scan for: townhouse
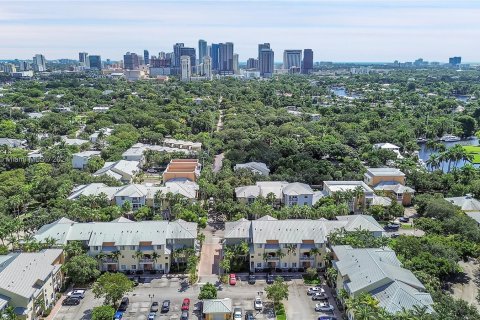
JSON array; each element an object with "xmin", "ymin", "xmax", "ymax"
[
  {"xmin": 364, "ymin": 168, "xmax": 415, "ymax": 206},
  {"xmin": 0, "ymin": 249, "xmax": 64, "ymax": 320},
  {"xmin": 234, "ymin": 162, "xmax": 270, "ymax": 176},
  {"xmin": 225, "ymin": 215, "xmax": 384, "ymax": 272},
  {"xmin": 163, "ymin": 159, "xmax": 201, "ymax": 183},
  {"xmin": 322, "ymin": 181, "xmax": 375, "ymax": 212},
  {"xmin": 72, "ymin": 150, "xmax": 101, "ymax": 169},
  {"xmin": 93, "ymin": 160, "xmax": 140, "ymax": 183},
  {"xmin": 68, "ymin": 181, "xmax": 198, "ymax": 211},
  {"xmin": 34, "ymin": 218, "xmax": 197, "ymax": 274},
  {"xmin": 332, "ymin": 245, "xmax": 433, "ymax": 318},
  {"xmin": 445, "ymin": 194, "xmax": 480, "ymax": 226},
  {"xmin": 235, "ymin": 181, "xmax": 323, "ymax": 207},
  {"xmin": 373, "ymin": 142, "xmax": 403, "ymax": 159},
  {"xmin": 122, "ymin": 141, "xmax": 201, "ymax": 165}
]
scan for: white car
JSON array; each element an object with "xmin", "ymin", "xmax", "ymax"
[
  {"xmin": 254, "ymin": 297, "xmax": 263, "ymax": 310},
  {"xmin": 234, "ymin": 307, "xmax": 242, "ymax": 319},
  {"xmin": 315, "ymin": 302, "xmax": 335, "ymax": 312},
  {"xmin": 307, "ymin": 287, "xmax": 325, "ymax": 295},
  {"xmin": 67, "ymin": 289, "xmax": 86, "ymax": 299}
]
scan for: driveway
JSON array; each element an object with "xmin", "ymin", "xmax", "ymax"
[
  {"xmin": 452, "ymin": 259, "xmax": 480, "ymax": 311},
  {"xmin": 198, "ymin": 224, "xmax": 223, "ymax": 284}
]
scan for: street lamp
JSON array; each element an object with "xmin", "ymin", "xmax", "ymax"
[{"xmin": 148, "ymin": 293, "xmax": 155, "ymax": 304}]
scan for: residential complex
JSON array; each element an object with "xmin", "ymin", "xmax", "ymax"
[
  {"xmin": 445, "ymin": 194, "xmax": 480, "ymax": 226},
  {"xmin": 34, "ymin": 218, "xmax": 197, "ymax": 274},
  {"xmin": 225, "ymin": 215, "xmax": 384, "ymax": 272},
  {"xmin": 233, "ymin": 162, "xmax": 270, "ymax": 176},
  {"xmin": 0, "ymin": 249, "xmax": 64, "ymax": 320},
  {"xmin": 162, "ymin": 159, "xmax": 201, "ymax": 183},
  {"xmin": 93, "ymin": 160, "xmax": 140, "ymax": 183},
  {"xmin": 364, "ymin": 168, "xmax": 415, "ymax": 206},
  {"xmin": 332, "ymin": 245, "xmax": 434, "ymax": 317},
  {"xmin": 122, "ymin": 140, "xmax": 201, "ymax": 164},
  {"xmin": 72, "ymin": 150, "xmax": 101, "ymax": 169}
]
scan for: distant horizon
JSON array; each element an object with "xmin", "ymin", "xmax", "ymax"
[{"xmin": 1, "ymin": 0, "xmax": 479, "ymax": 61}]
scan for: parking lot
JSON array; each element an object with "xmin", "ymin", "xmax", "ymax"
[{"xmin": 54, "ymin": 275, "xmax": 342, "ymax": 320}]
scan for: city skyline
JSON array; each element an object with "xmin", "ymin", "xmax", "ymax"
[{"xmin": 1, "ymin": 0, "xmax": 479, "ymax": 62}]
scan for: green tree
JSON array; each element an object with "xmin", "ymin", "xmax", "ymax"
[
  {"xmin": 198, "ymin": 282, "xmax": 218, "ymax": 300},
  {"xmin": 92, "ymin": 305, "xmax": 115, "ymax": 320},
  {"xmin": 92, "ymin": 272, "xmax": 134, "ymax": 306},
  {"xmin": 87, "ymin": 156, "xmax": 105, "ymax": 173},
  {"xmin": 63, "ymin": 254, "xmax": 101, "ymax": 284},
  {"xmin": 265, "ymin": 276, "xmax": 289, "ymax": 306},
  {"xmin": 63, "ymin": 240, "xmax": 85, "ymax": 259}
]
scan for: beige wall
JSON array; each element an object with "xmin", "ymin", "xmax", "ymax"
[{"xmin": 366, "ymin": 175, "xmax": 405, "ymax": 187}]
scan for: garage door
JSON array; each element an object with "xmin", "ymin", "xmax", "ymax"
[{"xmin": 213, "ymin": 314, "xmax": 224, "ymax": 320}]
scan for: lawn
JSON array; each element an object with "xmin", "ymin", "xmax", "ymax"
[{"xmin": 463, "ymin": 146, "xmax": 480, "ymax": 164}]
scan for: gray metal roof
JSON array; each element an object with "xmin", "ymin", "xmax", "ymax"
[
  {"xmin": 445, "ymin": 195, "xmax": 480, "ymax": 212},
  {"xmin": 374, "ymin": 182, "xmax": 415, "ymax": 194},
  {"xmin": 202, "ymin": 298, "xmax": 232, "ymax": 313},
  {"xmin": 466, "ymin": 212, "xmax": 480, "ymax": 224},
  {"xmin": 332, "ymin": 245, "xmax": 433, "ymax": 314},
  {"xmin": 0, "ymin": 249, "xmax": 63, "ymax": 299},
  {"xmin": 365, "ymin": 167, "xmax": 405, "ymax": 177},
  {"xmin": 35, "ymin": 218, "xmax": 197, "ymax": 246},
  {"xmin": 234, "ymin": 162, "xmax": 270, "ymax": 175}
]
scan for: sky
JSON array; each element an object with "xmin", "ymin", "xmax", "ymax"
[{"xmin": 1, "ymin": 0, "xmax": 479, "ymax": 62}]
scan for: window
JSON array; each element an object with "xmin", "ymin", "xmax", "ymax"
[
  {"xmin": 293, "ymin": 253, "xmax": 297, "ymax": 256},
  {"xmin": 283, "ymin": 263, "xmax": 287, "ymax": 268},
  {"xmin": 317, "ymin": 262, "xmax": 323, "ymax": 268},
  {"xmin": 258, "ymin": 253, "xmax": 261, "ymax": 256},
  {"xmin": 131, "ymin": 265, "xmax": 137, "ymax": 270},
  {"xmin": 132, "ymin": 255, "xmax": 135, "ymax": 258},
  {"xmin": 292, "ymin": 263, "xmax": 297, "ymax": 268},
  {"xmin": 304, "ymin": 195, "xmax": 308, "ymax": 199},
  {"xmin": 93, "ymin": 246, "xmax": 99, "ymax": 251},
  {"xmin": 122, "ymin": 255, "xmax": 124, "ymax": 258},
  {"xmin": 251, "ymin": 256, "xmax": 254, "ymax": 258},
  {"xmin": 257, "ymin": 263, "xmax": 262, "ymax": 267},
  {"xmin": 121, "ymin": 265, "xmax": 126, "ymax": 270},
  {"xmin": 120, "ymin": 246, "xmax": 125, "ymax": 250},
  {"xmin": 257, "ymin": 244, "xmax": 262, "ymax": 248},
  {"xmin": 157, "ymin": 245, "xmax": 162, "ymax": 250},
  {"xmin": 130, "ymin": 246, "xmax": 135, "ymax": 250}
]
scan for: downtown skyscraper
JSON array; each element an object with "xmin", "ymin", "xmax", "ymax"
[
  {"xmin": 283, "ymin": 50, "xmax": 302, "ymax": 70},
  {"xmin": 218, "ymin": 42, "xmax": 234, "ymax": 75},
  {"xmin": 198, "ymin": 39, "xmax": 207, "ymax": 64},
  {"xmin": 259, "ymin": 47, "xmax": 274, "ymax": 78},
  {"xmin": 302, "ymin": 49, "xmax": 314, "ymax": 74}
]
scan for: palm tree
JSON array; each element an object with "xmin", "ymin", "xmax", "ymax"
[
  {"xmin": 42, "ymin": 236, "xmax": 57, "ymax": 249},
  {"xmin": 353, "ymin": 186, "xmax": 365, "ymax": 212},
  {"xmin": 151, "ymin": 252, "xmax": 160, "ymax": 268},
  {"xmin": 111, "ymin": 250, "xmax": 121, "ymax": 261},
  {"xmin": 275, "ymin": 248, "xmax": 286, "ymax": 270},
  {"xmin": 309, "ymin": 247, "xmax": 321, "ymax": 269},
  {"xmin": 426, "ymin": 153, "xmax": 440, "ymax": 170}
]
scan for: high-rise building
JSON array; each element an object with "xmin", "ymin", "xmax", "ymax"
[
  {"xmin": 283, "ymin": 50, "xmax": 302, "ymax": 70},
  {"xmin": 144, "ymin": 50, "xmax": 150, "ymax": 65},
  {"xmin": 180, "ymin": 47, "xmax": 196, "ymax": 73},
  {"xmin": 449, "ymin": 56, "xmax": 462, "ymax": 66},
  {"xmin": 173, "ymin": 43, "xmax": 184, "ymax": 68},
  {"xmin": 233, "ymin": 53, "xmax": 239, "ymax": 75},
  {"xmin": 211, "ymin": 43, "xmax": 220, "ymax": 71},
  {"xmin": 32, "ymin": 54, "xmax": 46, "ymax": 72},
  {"xmin": 302, "ymin": 49, "xmax": 313, "ymax": 74},
  {"xmin": 181, "ymin": 55, "xmax": 191, "ymax": 82},
  {"xmin": 218, "ymin": 42, "xmax": 234, "ymax": 75},
  {"xmin": 258, "ymin": 43, "xmax": 270, "ymax": 60},
  {"xmin": 3, "ymin": 64, "xmax": 16, "ymax": 73},
  {"xmin": 123, "ymin": 52, "xmax": 140, "ymax": 70},
  {"xmin": 198, "ymin": 39, "xmax": 207, "ymax": 64},
  {"xmin": 88, "ymin": 55, "xmax": 102, "ymax": 70},
  {"xmin": 246, "ymin": 58, "xmax": 258, "ymax": 69},
  {"xmin": 259, "ymin": 49, "xmax": 274, "ymax": 78},
  {"xmin": 79, "ymin": 52, "xmax": 89, "ymax": 67},
  {"xmin": 18, "ymin": 61, "xmax": 30, "ymax": 71},
  {"xmin": 203, "ymin": 56, "xmax": 212, "ymax": 79}
]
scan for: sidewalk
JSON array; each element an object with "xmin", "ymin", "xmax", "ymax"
[{"xmin": 45, "ymin": 295, "xmax": 65, "ymax": 320}]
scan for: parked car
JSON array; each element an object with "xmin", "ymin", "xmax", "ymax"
[
  {"xmin": 234, "ymin": 307, "xmax": 242, "ymax": 319},
  {"xmin": 248, "ymin": 274, "xmax": 256, "ymax": 284},
  {"xmin": 118, "ymin": 297, "xmax": 129, "ymax": 312},
  {"xmin": 146, "ymin": 168, "xmax": 157, "ymax": 173},
  {"xmin": 161, "ymin": 300, "xmax": 170, "ymax": 313},
  {"xmin": 307, "ymin": 287, "xmax": 325, "ymax": 295},
  {"xmin": 62, "ymin": 297, "xmax": 80, "ymax": 306},
  {"xmin": 399, "ymin": 217, "xmax": 409, "ymax": 223},
  {"xmin": 67, "ymin": 289, "xmax": 85, "ymax": 299},
  {"xmin": 312, "ymin": 292, "xmax": 329, "ymax": 301},
  {"xmin": 229, "ymin": 273, "xmax": 237, "ymax": 285},
  {"xmin": 384, "ymin": 223, "xmax": 400, "ymax": 231},
  {"xmin": 266, "ymin": 274, "xmax": 274, "ymax": 284},
  {"xmin": 147, "ymin": 312, "xmax": 156, "ymax": 320},
  {"xmin": 254, "ymin": 297, "xmax": 263, "ymax": 310},
  {"xmin": 245, "ymin": 311, "xmax": 255, "ymax": 320},
  {"xmin": 391, "ymin": 233, "xmax": 400, "ymax": 238},
  {"xmin": 180, "ymin": 310, "xmax": 189, "ymax": 320},
  {"xmin": 150, "ymin": 301, "xmax": 159, "ymax": 312},
  {"xmin": 113, "ymin": 311, "xmax": 123, "ymax": 319},
  {"xmin": 318, "ymin": 317, "xmax": 337, "ymax": 320},
  {"xmin": 181, "ymin": 298, "xmax": 190, "ymax": 311},
  {"xmin": 315, "ymin": 302, "xmax": 335, "ymax": 312}
]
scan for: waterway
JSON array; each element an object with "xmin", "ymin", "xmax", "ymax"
[
  {"xmin": 418, "ymin": 137, "xmax": 479, "ymax": 172},
  {"xmin": 331, "ymin": 87, "xmax": 362, "ymax": 99}
]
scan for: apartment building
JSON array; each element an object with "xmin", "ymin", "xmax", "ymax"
[
  {"xmin": 0, "ymin": 249, "xmax": 64, "ymax": 320},
  {"xmin": 34, "ymin": 218, "xmax": 197, "ymax": 274},
  {"xmin": 322, "ymin": 181, "xmax": 375, "ymax": 212},
  {"xmin": 332, "ymin": 245, "xmax": 433, "ymax": 318},
  {"xmin": 234, "ymin": 162, "xmax": 270, "ymax": 176},
  {"xmin": 162, "ymin": 159, "xmax": 201, "ymax": 183},
  {"xmin": 364, "ymin": 168, "xmax": 415, "ymax": 206},
  {"xmin": 225, "ymin": 215, "xmax": 384, "ymax": 272},
  {"xmin": 93, "ymin": 160, "xmax": 140, "ymax": 183},
  {"xmin": 122, "ymin": 143, "xmax": 193, "ymax": 165},
  {"xmin": 72, "ymin": 151, "xmax": 101, "ymax": 169}
]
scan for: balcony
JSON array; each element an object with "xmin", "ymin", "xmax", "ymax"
[
  {"xmin": 264, "ymin": 244, "xmax": 280, "ymax": 250},
  {"xmin": 140, "ymin": 258, "xmax": 155, "ymax": 263},
  {"xmin": 265, "ymin": 256, "xmax": 279, "ymax": 261},
  {"xmin": 103, "ymin": 258, "xmax": 117, "ymax": 263},
  {"xmin": 300, "ymin": 256, "xmax": 314, "ymax": 261},
  {"xmin": 139, "ymin": 245, "xmax": 154, "ymax": 251}
]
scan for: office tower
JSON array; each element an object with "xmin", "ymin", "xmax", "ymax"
[
  {"xmin": 88, "ymin": 55, "xmax": 102, "ymax": 70},
  {"xmin": 180, "ymin": 47, "xmax": 196, "ymax": 73},
  {"xmin": 32, "ymin": 54, "xmax": 46, "ymax": 72},
  {"xmin": 246, "ymin": 58, "xmax": 258, "ymax": 69},
  {"xmin": 123, "ymin": 52, "xmax": 140, "ymax": 70},
  {"xmin": 211, "ymin": 43, "xmax": 220, "ymax": 71},
  {"xmin": 158, "ymin": 52, "xmax": 166, "ymax": 59},
  {"xmin": 218, "ymin": 42, "xmax": 234, "ymax": 75},
  {"xmin": 181, "ymin": 55, "xmax": 191, "ymax": 82},
  {"xmin": 198, "ymin": 39, "xmax": 207, "ymax": 64},
  {"xmin": 449, "ymin": 56, "xmax": 462, "ymax": 66},
  {"xmin": 207, "ymin": 45, "xmax": 211, "ymax": 58},
  {"xmin": 79, "ymin": 52, "xmax": 89, "ymax": 67},
  {"xmin": 144, "ymin": 50, "xmax": 150, "ymax": 65},
  {"xmin": 233, "ymin": 53, "xmax": 239, "ymax": 75},
  {"xmin": 258, "ymin": 43, "xmax": 270, "ymax": 60},
  {"xmin": 203, "ymin": 56, "xmax": 212, "ymax": 79},
  {"xmin": 283, "ymin": 50, "xmax": 302, "ymax": 70},
  {"xmin": 259, "ymin": 49, "xmax": 274, "ymax": 78},
  {"xmin": 173, "ymin": 43, "xmax": 184, "ymax": 68},
  {"xmin": 19, "ymin": 61, "xmax": 30, "ymax": 71},
  {"xmin": 302, "ymin": 49, "xmax": 313, "ymax": 74},
  {"xmin": 3, "ymin": 64, "xmax": 16, "ymax": 73}
]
